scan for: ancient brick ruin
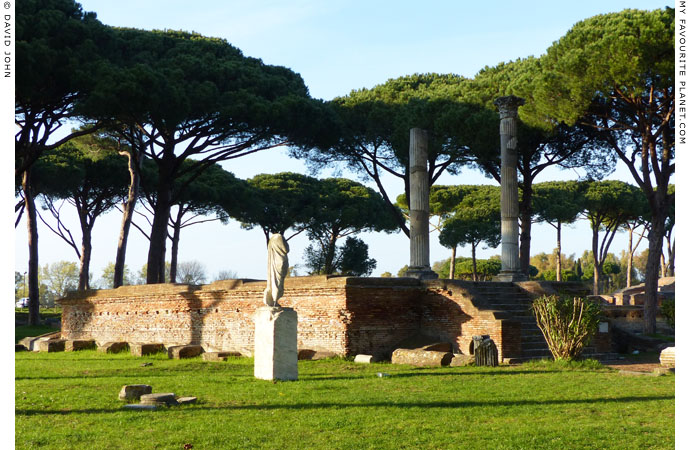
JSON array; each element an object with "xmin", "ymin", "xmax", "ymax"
[{"xmin": 58, "ymin": 276, "xmax": 613, "ymax": 362}]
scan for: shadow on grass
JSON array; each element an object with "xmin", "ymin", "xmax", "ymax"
[
  {"xmin": 300, "ymin": 369, "xmax": 604, "ymax": 381},
  {"xmin": 16, "ymin": 395, "xmax": 674, "ymax": 416},
  {"xmin": 17, "ymin": 368, "xmax": 594, "ymax": 382}
]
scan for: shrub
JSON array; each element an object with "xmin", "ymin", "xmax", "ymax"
[
  {"xmin": 660, "ymin": 298, "xmax": 674, "ymax": 328},
  {"xmin": 532, "ymin": 295, "xmax": 602, "ymax": 361}
]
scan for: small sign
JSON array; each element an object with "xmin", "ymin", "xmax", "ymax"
[{"xmin": 598, "ymin": 322, "xmax": 609, "ymax": 333}]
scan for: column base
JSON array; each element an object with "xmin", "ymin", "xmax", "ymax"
[
  {"xmin": 493, "ymin": 271, "xmax": 528, "ymax": 282},
  {"xmin": 254, "ymin": 306, "xmax": 298, "ymax": 381},
  {"xmin": 405, "ymin": 266, "xmax": 439, "ymax": 280}
]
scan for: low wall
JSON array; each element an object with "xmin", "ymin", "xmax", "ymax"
[
  {"xmin": 604, "ymin": 305, "xmax": 674, "ymax": 335},
  {"xmin": 60, "ymin": 277, "xmax": 358, "ymax": 355},
  {"xmin": 57, "ymin": 276, "xmax": 555, "ymax": 361}
]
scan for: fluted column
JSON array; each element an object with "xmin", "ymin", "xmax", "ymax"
[
  {"xmin": 493, "ymin": 96, "xmax": 527, "ymax": 282},
  {"xmin": 406, "ymin": 128, "xmax": 438, "ymax": 280}
]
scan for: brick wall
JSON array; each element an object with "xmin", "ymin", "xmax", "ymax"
[
  {"xmin": 59, "ymin": 276, "xmax": 537, "ymax": 361},
  {"xmin": 419, "ymin": 280, "xmax": 521, "ymax": 361},
  {"xmin": 59, "ymin": 277, "xmax": 353, "ymax": 355},
  {"xmin": 344, "ymin": 278, "xmax": 422, "ymax": 358}
]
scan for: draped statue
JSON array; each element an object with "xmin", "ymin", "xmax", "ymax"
[{"xmin": 263, "ymin": 233, "xmax": 290, "ymax": 307}]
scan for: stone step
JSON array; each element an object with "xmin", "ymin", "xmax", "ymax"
[
  {"xmin": 481, "ymin": 301, "xmax": 534, "ymax": 308},
  {"xmin": 521, "ymin": 342, "xmax": 550, "ymax": 351},
  {"xmin": 475, "ymin": 294, "xmax": 533, "ymax": 301},
  {"xmin": 521, "ymin": 349, "xmax": 553, "ymax": 358}
]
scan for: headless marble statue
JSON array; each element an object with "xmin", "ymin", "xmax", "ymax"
[{"xmin": 263, "ymin": 233, "xmax": 290, "ymax": 307}]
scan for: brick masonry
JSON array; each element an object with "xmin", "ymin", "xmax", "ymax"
[{"xmin": 58, "ymin": 276, "xmax": 610, "ymax": 362}]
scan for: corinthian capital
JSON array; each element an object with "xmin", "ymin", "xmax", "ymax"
[{"xmin": 494, "ymin": 95, "xmax": 525, "ymax": 119}]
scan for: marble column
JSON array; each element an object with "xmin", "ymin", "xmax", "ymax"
[
  {"xmin": 493, "ymin": 96, "xmax": 527, "ymax": 282},
  {"xmin": 406, "ymin": 128, "xmax": 438, "ymax": 280}
]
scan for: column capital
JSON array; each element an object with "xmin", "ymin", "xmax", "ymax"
[{"xmin": 493, "ymin": 96, "xmax": 525, "ymax": 119}]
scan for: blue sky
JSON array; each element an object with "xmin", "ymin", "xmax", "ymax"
[{"xmin": 14, "ymin": 0, "xmax": 674, "ymax": 282}]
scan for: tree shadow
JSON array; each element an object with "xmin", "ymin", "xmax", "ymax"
[{"xmin": 16, "ymin": 395, "xmax": 674, "ymax": 416}]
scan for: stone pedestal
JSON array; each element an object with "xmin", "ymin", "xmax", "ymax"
[
  {"xmin": 406, "ymin": 128, "xmax": 438, "ymax": 280},
  {"xmin": 493, "ymin": 95, "xmax": 527, "ymax": 282},
  {"xmin": 254, "ymin": 306, "xmax": 298, "ymax": 381}
]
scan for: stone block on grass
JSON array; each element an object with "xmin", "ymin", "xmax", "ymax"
[
  {"xmin": 354, "ymin": 354, "xmax": 377, "ymax": 364},
  {"xmin": 97, "ymin": 342, "xmax": 129, "ymax": 353},
  {"xmin": 449, "ymin": 354, "xmax": 475, "ymax": 367},
  {"xmin": 36, "ymin": 339, "xmax": 66, "ymax": 353},
  {"xmin": 421, "ymin": 342, "xmax": 453, "ymax": 352},
  {"xmin": 391, "ymin": 348, "xmax": 453, "ymax": 367},
  {"xmin": 19, "ymin": 332, "xmax": 61, "ymax": 351},
  {"xmin": 176, "ymin": 396, "xmax": 197, "ymax": 405},
  {"xmin": 119, "ymin": 385, "xmax": 153, "ymax": 401},
  {"xmin": 130, "ymin": 343, "xmax": 165, "ymax": 357},
  {"xmin": 202, "ymin": 351, "xmax": 241, "ymax": 362},
  {"xmin": 140, "ymin": 393, "xmax": 178, "ymax": 406},
  {"xmin": 65, "ymin": 340, "xmax": 96, "ymax": 352},
  {"xmin": 298, "ymin": 349, "xmax": 338, "ymax": 360},
  {"xmin": 659, "ymin": 346, "xmax": 675, "ymax": 368},
  {"xmin": 167, "ymin": 345, "xmax": 204, "ymax": 359}
]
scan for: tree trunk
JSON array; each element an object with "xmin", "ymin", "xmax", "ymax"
[
  {"xmin": 114, "ymin": 149, "xmax": 141, "ymax": 288},
  {"xmin": 518, "ymin": 175, "xmax": 534, "ymax": 276},
  {"xmin": 23, "ymin": 169, "xmax": 40, "ymax": 326},
  {"xmin": 556, "ymin": 221, "xmax": 562, "ymax": 282},
  {"xmin": 660, "ymin": 252, "xmax": 667, "ymax": 278},
  {"xmin": 146, "ymin": 164, "xmax": 174, "ymax": 284},
  {"xmin": 471, "ymin": 243, "xmax": 478, "ymax": 282},
  {"xmin": 667, "ymin": 238, "xmax": 675, "ymax": 277},
  {"xmin": 449, "ymin": 245, "xmax": 456, "ymax": 280},
  {"xmin": 77, "ymin": 224, "xmax": 92, "ymax": 290},
  {"xmin": 591, "ymin": 224, "xmax": 600, "ymax": 296},
  {"xmin": 626, "ymin": 226, "xmax": 634, "ymax": 288},
  {"xmin": 323, "ymin": 231, "xmax": 339, "ymax": 275},
  {"xmin": 169, "ymin": 208, "xmax": 183, "ymax": 283},
  {"xmin": 643, "ymin": 214, "xmax": 666, "ymax": 334}
]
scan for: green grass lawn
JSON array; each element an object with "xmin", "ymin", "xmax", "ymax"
[{"xmin": 15, "ymin": 351, "xmax": 674, "ymax": 450}]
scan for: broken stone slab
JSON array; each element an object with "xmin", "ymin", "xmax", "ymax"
[
  {"xmin": 167, "ymin": 345, "xmax": 204, "ymax": 359},
  {"xmin": 130, "ymin": 343, "xmax": 165, "ymax": 357},
  {"xmin": 449, "ymin": 354, "xmax": 475, "ymax": 367},
  {"xmin": 123, "ymin": 404, "xmax": 158, "ymax": 411},
  {"xmin": 354, "ymin": 354, "xmax": 378, "ymax": 364},
  {"xmin": 394, "ymin": 333, "xmax": 447, "ymax": 351},
  {"xmin": 391, "ymin": 348, "xmax": 453, "ymax": 367},
  {"xmin": 119, "ymin": 385, "xmax": 153, "ymax": 402},
  {"xmin": 36, "ymin": 339, "xmax": 66, "ymax": 353},
  {"xmin": 19, "ymin": 331, "xmax": 61, "ymax": 351},
  {"xmin": 659, "ymin": 346, "xmax": 675, "ymax": 368},
  {"xmin": 202, "ymin": 351, "xmax": 242, "ymax": 362},
  {"xmin": 65, "ymin": 340, "xmax": 96, "ymax": 352},
  {"xmin": 97, "ymin": 342, "xmax": 129, "ymax": 354},
  {"xmin": 298, "ymin": 349, "xmax": 339, "ymax": 360},
  {"xmin": 421, "ymin": 342, "xmax": 453, "ymax": 352},
  {"xmin": 140, "ymin": 393, "xmax": 178, "ymax": 406},
  {"xmin": 176, "ymin": 396, "xmax": 197, "ymax": 405}
]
